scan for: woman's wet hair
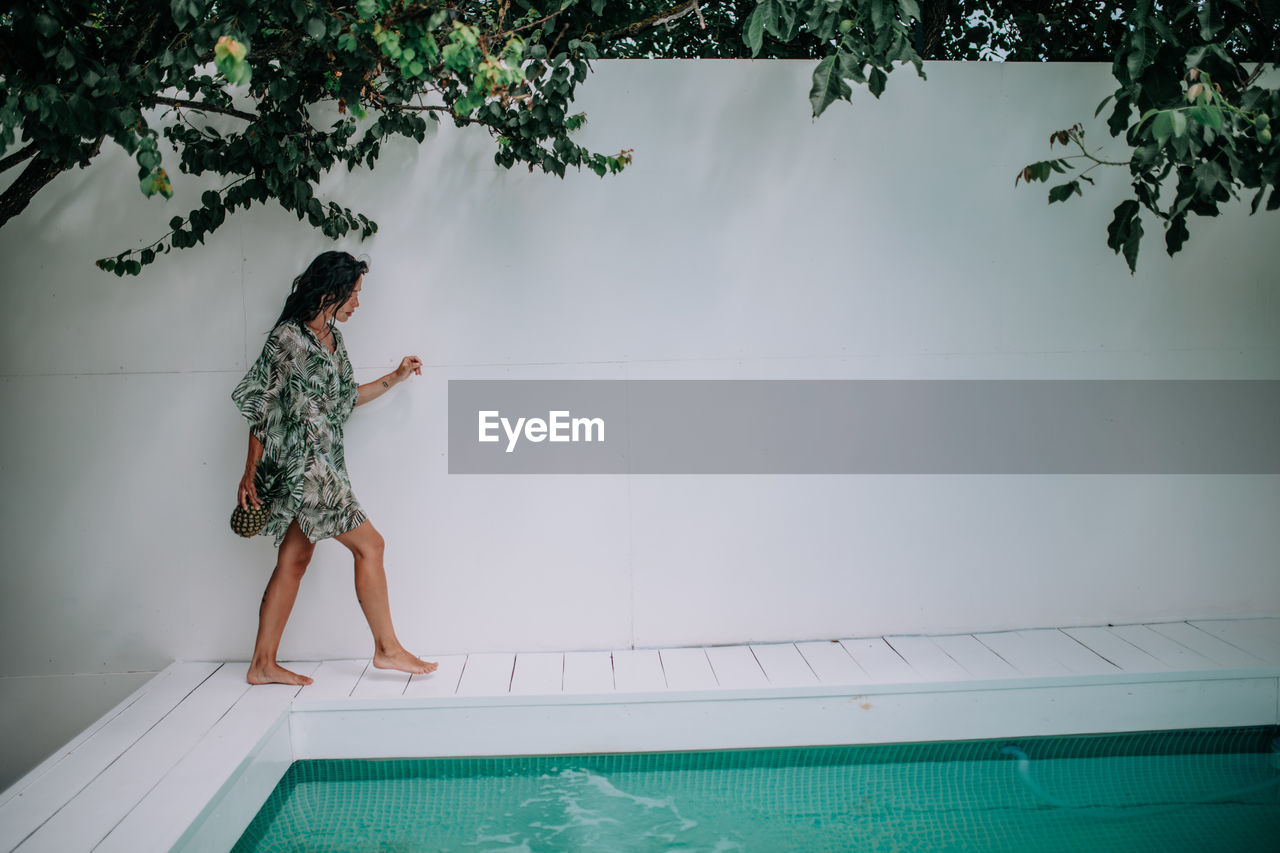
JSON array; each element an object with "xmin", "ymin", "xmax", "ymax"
[{"xmin": 273, "ymin": 251, "xmax": 369, "ymax": 329}]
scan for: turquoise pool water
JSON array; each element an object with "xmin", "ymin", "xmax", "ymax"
[{"xmin": 233, "ymin": 728, "xmax": 1279, "ymax": 852}]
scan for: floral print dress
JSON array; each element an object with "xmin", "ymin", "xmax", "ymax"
[{"xmin": 232, "ymin": 320, "xmax": 367, "ymax": 545}]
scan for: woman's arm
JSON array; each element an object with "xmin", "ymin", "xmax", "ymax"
[
  {"xmin": 355, "ymin": 356, "xmax": 422, "ymax": 407},
  {"xmin": 238, "ymin": 431, "xmax": 265, "ymax": 509}
]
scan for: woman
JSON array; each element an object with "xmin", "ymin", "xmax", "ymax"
[{"xmin": 233, "ymin": 251, "xmax": 437, "ymax": 686}]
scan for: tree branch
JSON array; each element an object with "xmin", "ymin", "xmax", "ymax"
[
  {"xmin": 593, "ymin": 1, "xmax": 714, "ymax": 42},
  {"xmin": 152, "ymin": 96, "xmax": 259, "ymax": 122},
  {"xmin": 0, "ymin": 143, "xmax": 38, "ymax": 175},
  {"xmin": 0, "ymin": 154, "xmax": 66, "ymax": 230},
  {"xmin": 1243, "ymin": 62, "xmax": 1268, "ymax": 88}
]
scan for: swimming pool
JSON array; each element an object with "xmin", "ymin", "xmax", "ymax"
[{"xmin": 232, "ymin": 727, "xmax": 1280, "ymax": 852}]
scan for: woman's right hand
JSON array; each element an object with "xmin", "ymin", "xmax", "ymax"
[
  {"xmin": 240, "ymin": 432, "xmax": 266, "ymax": 509},
  {"xmin": 238, "ymin": 467, "xmax": 260, "ymax": 510}
]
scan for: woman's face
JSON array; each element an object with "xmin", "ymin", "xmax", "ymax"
[{"xmin": 334, "ymin": 276, "xmax": 362, "ymax": 323}]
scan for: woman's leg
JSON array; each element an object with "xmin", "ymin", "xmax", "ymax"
[
  {"xmin": 247, "ymin": 520, "xmax": 317, "ymax": 685},
  {"xmin": 334, "ymin": 520, "xmax": 437, "ymax": 674}
]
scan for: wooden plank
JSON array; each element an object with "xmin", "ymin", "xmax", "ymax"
[
  {"xmin": 1147, "ymin": 622, "xmax": 1267, "ymax": 668},
  {"xmin": 509, "ymin": 653, "xmax": 564, "ymax": 696},
  {"xmin": 884, "ymin": 636, "xmax": 970, "ymax": 681},
  {"xmin": 561, "ymin": 651, "xmax": 614, "ymax": 694},
  {"xmin": 931, "ymin": 634, "xmax": 1019, "ymax": 679},
  {"xmin": 611, "ymin": 650, "xmax": 666, "ymax": 692},
  {"xmin": 1014, "ymin": 629, "xmax": 1119, "ymax": 675},
  {"xmin": 1109, "ymin": 624, "xmax": 1219, "ymax": 670},
  {"xmin": 1191, "ymin": 619, "xmax": 1280, "ymax": 666},
  {"xmin": 840, "ymin": 638, "xmax": 920, "ymax": 682},
  {"xmin": 795, "ymin": 641, "xmax": 866, "ymax": 684},
  {"xmin": 454, "ymin": 653, "xmax": 515, "ymax": 697},
  {"xmin": 705, "ymin": 646, "xmax": 769, "ymax": 690},
  {"xmin": 749, "ymin": 644, "xmax": 819, "ymax": 687},
  {"xmin": 93, "ymin": 664, "xmax": 318, "ymax": 853},
  {"xmin": 974, "ymin": 631, "xmax": 1071, "ymax": 676},
  {"xmin": 659, "ymin": 648, "xmax": 717, "ymax": 691},
  {"xmin": 350, "ymin": 666, "xmax": 411, "ymax": 700},
  {"xmin": 1063, "ymin": 627, "xmax": 1171, "ymax": 673},
  {"xmin": 0, "ymin": 662, "xmax": 217, "ymax": 852},
  {"xmin": 294, "ymin": 659, "xmax": 368, "ymax": 702},
  {"xmin": 402, "ymin": 655, "xmax": 467, "ymax": 699},
  {"xmin": 17, "ymin": 664, "xmax": 251, "ymax": 853}
]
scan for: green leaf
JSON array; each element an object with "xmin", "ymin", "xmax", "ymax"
[
  {"xmin": 1188, "ymin": 105, "xmax": 1222, "ymax": 131},
  {"xmin": 1132, "ymin": 143, "xmax": 1161, "ymax": 169},
  {"xmin": 745, "ymin": 5, "xmax": 766, "ymax": 56},
  {"xmin": 306, "ymin": 18, "xmax": 326, "ymax": 40},
  {"xmin": 1094, "ymin": 94, "xmax": 1114, "ymax": 118},
  {"xmin": 871, "ymin": 0, "xmax": 887, "ymax": 30},
  {"xmin": 56, "ymin": 47, "xmax": 75, "ymax": 70},
  {"xmin": 1198, "ymin": 0, "xmax": 1214, "ymax": 39},
  {"xmin": 1170, "ymin": 110, "xmax": 1188, "ymax": 138},
  {"xmin": 1122, "ymin": 217, "xmax": 1142, "ymax": 272},
  {"xmin": 1250, "ymin": 186, "xmax": 1267, "ymax": 214},
  {"xmin": 809, "ymin": 54, "xmax": 852, "ymax": 117},
  {"xmin": 34, "ymin": 14, "xmax": 58, "ymax": 38},
  {"xmin": 1126, "ymin": 48, "xmax": 1145, "ymax": 82},
  {"xmin": 1147, "ymin": 14, "xmax": 1179, "ymax": 45},
  {"xmin": 868, "ymin": 68, "xmax": 887, "ymax": 98},
  {"xmin": 898, "ymin": 0, "xmax": 921, "ymax": 19},
  {"xmin": 1107, "ymin": 199, "xmax": 1142, "ymax": 273},
  {"xmin": 1108, "ymin": 94, "xmax": 1132, "ymax": 137},
  {"xmin": 1165, "ymin": 214, "xmax": 1190, "ymax": 255},
  {"xmin": 170, "ymin": 0, "xmax": 192, "ymax": 28},
  {"xmin": 1048, "ymin": 181, "xmax": 1081, "ymax": 204},
  {"xmin": 1151, "ymin": 111, "xmax": 1174, "ymax": 146},
  {"xmin": 1195, "ymin": 160, "xmax": 1227, "ymax": 196}
]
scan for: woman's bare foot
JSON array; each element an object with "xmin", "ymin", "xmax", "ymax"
[
  {"xmin": 373, "ymin": 647, "xmax": 438, "ymax": 675},
  {"xmin": 247, "ymin": 662, "xmax": 315, "ymax": 686}
]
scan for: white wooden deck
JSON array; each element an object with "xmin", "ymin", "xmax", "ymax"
[{"xmin": 2, "ymin": 618, "xmax": 1278, "ymax": 853}]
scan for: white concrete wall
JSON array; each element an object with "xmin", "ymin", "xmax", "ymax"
[{"xmin": 1, "ymin": 60, "xmax": 1277, "ymax": 696}]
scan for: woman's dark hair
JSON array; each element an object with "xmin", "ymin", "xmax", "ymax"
[{"xmin": 273, "ymin": 251, "xmax": 368, "ymax": 329}]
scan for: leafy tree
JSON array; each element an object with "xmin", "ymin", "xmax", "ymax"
[
  {"xmin": 1008, "ymin": 1, "xmax": 1279, "ymax": 272},
  {"xmin": 1, "ymin": 1, "xmax": 1276, "ymax": 276},
  {"xmin": 0, "ymin": 0, "xmax": 641, "ymax": 274}
]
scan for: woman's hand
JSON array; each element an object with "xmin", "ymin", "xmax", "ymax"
[
  {"xmin": 355, "ymin": 357, "xmax": 421, "ymax": 407},
  {"xmin": 238, "ymin": 467, "xmax": 260, "ymax": 510},
  {"xmin": 240, "ymin": 432, "xmax": 265, "ymax": 509},
  {"xmin": 393, "ymin": 355, "xmax": 423, "ymax": 383}
]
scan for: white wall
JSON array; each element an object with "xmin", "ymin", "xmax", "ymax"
[{"xmin": 2, "ymin": 60, "xmax": 1278, "ymax": 690}]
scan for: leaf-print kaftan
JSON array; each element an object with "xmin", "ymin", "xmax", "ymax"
[{"xmin": 232, "ymin": 321, "xmax": 366, "ymax": 546}]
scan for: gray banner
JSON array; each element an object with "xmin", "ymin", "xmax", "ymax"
[{"xmin": 447, "ymin": 380, "xmax": 1280, "ymax": 474}]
